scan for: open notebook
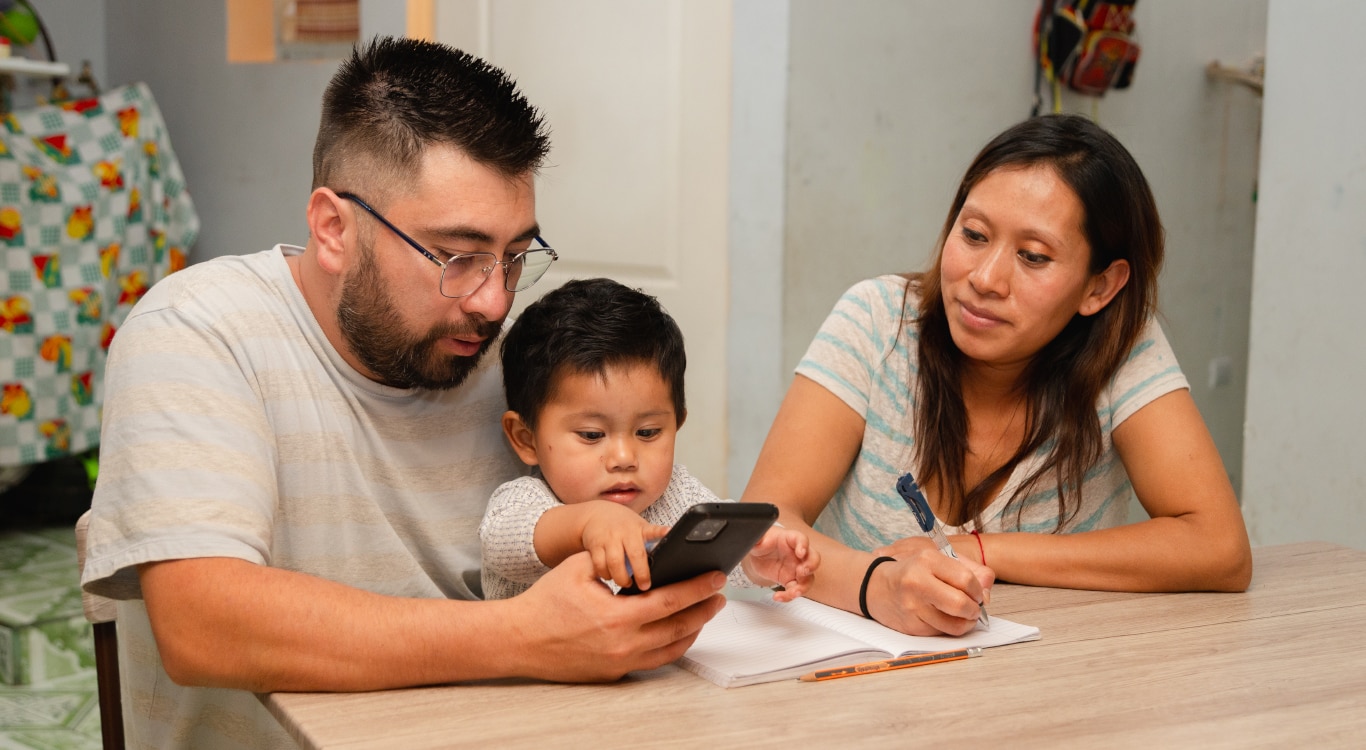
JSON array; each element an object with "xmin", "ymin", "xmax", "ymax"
[{"xmin": 679, "ymin": 597, "xmax": 1040, "ymax": 688}]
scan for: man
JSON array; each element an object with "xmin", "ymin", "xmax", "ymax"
[{"xmin": 81, "ymin": 36, "xmax": 725, "ymax": 749}]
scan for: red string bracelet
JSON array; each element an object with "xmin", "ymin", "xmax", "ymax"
[{"xmin": 970, "ymin": 529, "xmax": 986, "ymax": 566}]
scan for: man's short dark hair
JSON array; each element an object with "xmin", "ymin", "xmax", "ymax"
[
  {"xmin": 501, "ymin": 278, "xmax": 687, "ymax": 429},
  {"xmin": 313, "ymin": 35, "xmax": 550, "ymax": 192}
]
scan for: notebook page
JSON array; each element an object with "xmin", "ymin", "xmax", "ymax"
[
  {"xmin": 679, "ymin": 599, "xmax": 892, "ymax": 687},
  {"xmin": 772, "ymin": 597, "xmax": 1041, "ymax": 656}
]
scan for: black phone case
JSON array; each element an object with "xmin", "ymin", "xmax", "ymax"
[{"xmin": 617, "ymin": 502, "xmax": 778, "ymax": 595}]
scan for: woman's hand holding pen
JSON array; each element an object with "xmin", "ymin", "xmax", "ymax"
[{"xmin": 867, "ymin": 539, "xmax": 994, "ymax": 637}]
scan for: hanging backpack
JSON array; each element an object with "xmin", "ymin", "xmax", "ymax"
[{"xmin": 1033, "ymin": 0, "xmax": 1141, "ymax": 115}]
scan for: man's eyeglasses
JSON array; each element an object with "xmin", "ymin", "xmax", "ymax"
[{"xmin": 338, "ymin": 192, "xmax": 557, "ymax": 299}]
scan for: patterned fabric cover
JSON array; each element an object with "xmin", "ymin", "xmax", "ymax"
[{"xmin": 0, "ymin": 82, "xmax": 198, "ymax": 466}]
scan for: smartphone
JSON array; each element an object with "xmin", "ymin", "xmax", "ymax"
[{"xmin": 617, "ymin": 502, "xmax": 778, "ymax": 595}]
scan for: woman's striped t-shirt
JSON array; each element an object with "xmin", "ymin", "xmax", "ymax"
[{"xmin": 795, "ymin": 275, "xmax": 1188, "ymax": 549}]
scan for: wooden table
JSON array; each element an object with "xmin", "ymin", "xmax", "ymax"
[{"xmin": 264, "ymin": 542, "xmax": 1366, "ymax": 748}]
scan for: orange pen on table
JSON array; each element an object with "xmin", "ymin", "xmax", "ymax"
[{"xmin": 798, "ymin": 647, "xmax": 983, "ymax": 682}]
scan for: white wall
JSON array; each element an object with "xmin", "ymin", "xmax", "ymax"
[
  {"xmin": 726, "ymin": 0, "xmax": 789, "ymax": 497},
  {"xmin": 1242, "ymin": 0, "xmax": 1366, "ymax": 548},
  {"xmin": 746, "ymin": 0, "xmax": 1266, "ymax": 500}
]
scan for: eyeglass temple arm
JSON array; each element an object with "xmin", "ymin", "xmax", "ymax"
[{"xmin": 338, "ymin": 192, "xmax": 444, "ymax": 266}]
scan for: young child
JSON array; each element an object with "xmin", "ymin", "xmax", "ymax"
[{"xmin": 480, "ymin": 277, "xmax": 819, "ymax": 600}]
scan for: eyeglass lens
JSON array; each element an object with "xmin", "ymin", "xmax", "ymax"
[{"xmin": 440, "ymin": 246, "xmax": 556, "ymax": 297}]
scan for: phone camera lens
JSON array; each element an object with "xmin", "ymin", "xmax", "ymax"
[{"xmin": 685, "ymin": 518, "xmax": 728, "ymax": 542}]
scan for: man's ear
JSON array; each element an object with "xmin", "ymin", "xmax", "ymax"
[
  {"xmin": 306, "ymin": 188, "xmax": 351, "ymax": 277},
  {"xmin": 502, "ymin": 411, "xmax": 540, "ymax": 466},
  {"xmin": 1078, "ymin": 259, "xmax": 1131, "ymax": 317}
]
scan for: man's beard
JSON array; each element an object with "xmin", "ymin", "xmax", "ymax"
[{"xmin": 336, "ymin": 240, "xmax": 502, "ymax": 390}]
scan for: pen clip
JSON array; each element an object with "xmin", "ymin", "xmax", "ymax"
[{"xmin": 895, "ymin": 473, "xmax": 936, "ymax": 534}]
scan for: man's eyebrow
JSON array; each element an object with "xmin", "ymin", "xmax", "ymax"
[{"xmin": 427, "ymin": 224, "xmax": 542, "ymax": 245}]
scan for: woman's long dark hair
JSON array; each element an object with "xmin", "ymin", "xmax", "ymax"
[{"xmin": 911, "ymin": 114, "xmax": 1163, "ymax": 530}]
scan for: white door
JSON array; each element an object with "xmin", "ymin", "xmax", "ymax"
[{"xmin": 436, "ymin": 0, "xmax": 733, "ymax": 492}]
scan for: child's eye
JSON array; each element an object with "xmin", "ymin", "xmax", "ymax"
[
  {"xmin": 576, "ymin": 431, "xmax": 605, "ymax": 441},
  {"xmin": 636, "ymin": 428, "xmax": 662, "ymax": 439}
]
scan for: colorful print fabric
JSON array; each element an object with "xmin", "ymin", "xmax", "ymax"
[{"xmin": 0, "ymin": 83, "xmax": 198, "ymax": 466}]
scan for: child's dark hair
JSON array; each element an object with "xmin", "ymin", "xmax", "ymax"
[{"xmin": 501, "ymin": 278, "xmax": 686, "ymax": 428}]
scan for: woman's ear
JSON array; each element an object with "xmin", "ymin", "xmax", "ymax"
[
  {"xmin": 306, "ymin": 188, "xmax": 351, "ymax": 277},
  {"xmin": 502, "ymin": 411, "xmax": 540, "ymax": 466},
  {"xmin": 1078, "ymin": 259, "xmax": 1131, "ymax": 317}
]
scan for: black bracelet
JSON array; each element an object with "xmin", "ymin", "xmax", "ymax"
[{"xmin": 859, "ymin": 556, "xmax": 897, "ymax": 620}]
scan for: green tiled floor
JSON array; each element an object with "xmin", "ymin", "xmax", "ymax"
[{"xmin": 0, "ymin": 526, "xmax": 101, "ymax": 750}]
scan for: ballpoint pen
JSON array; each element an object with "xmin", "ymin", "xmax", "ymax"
[{"xmin": 895, "ymin": 472, "xmax": 990, "ymax": 630}]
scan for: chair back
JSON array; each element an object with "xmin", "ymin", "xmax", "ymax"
[{"xmin": 75, "ymin": 509, "xmax": 125, "ymax": 750}]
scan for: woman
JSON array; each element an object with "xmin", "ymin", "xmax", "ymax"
[{"xmin": 742, "ymin": 115, "xmax": 1252, "ymax": 637}]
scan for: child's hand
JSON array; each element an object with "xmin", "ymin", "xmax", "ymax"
[
  {"xmin": 742, "ymin": 526, "xmax": 821, "ymax": 602},
  {"xmin": 579, "ymin": 502, "xmax": 670, "ymax": 590}
]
